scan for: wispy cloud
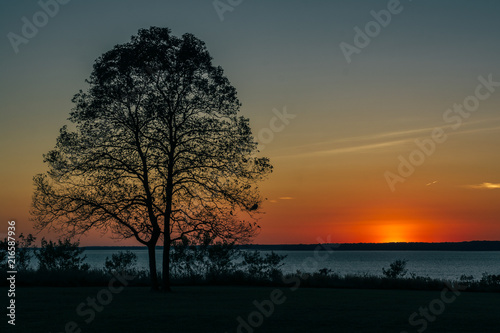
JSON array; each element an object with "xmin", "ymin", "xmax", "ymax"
[
  {"xmin": 275, "ymin": 117, "xmax": 500, "ymax": 159},
  {"xmin": 464, "ymin": 182, "xmax": 500, "ymax": 189},
  {"xmin": 309, "ymin": 140, "xmax": 409, "ymax": 156},
  {"xmin": 330, "ymin": 126, "xmax": 438, "ymax": 145},
  {"xmin": 426, "ymin": 181, "xmax": 438, "ymax": 186},
  {"xmin": 269, "ymin": 197, "xmax": 294, "ymax": 203}
]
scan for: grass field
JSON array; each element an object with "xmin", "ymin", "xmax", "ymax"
[{"xmin": 2, "ymin": 286, "xmax": 499, "ymax": 332}]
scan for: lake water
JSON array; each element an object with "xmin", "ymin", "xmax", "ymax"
[{"xmin": 78, "ymin": 249, "xmax": 500, "ymax": 281}]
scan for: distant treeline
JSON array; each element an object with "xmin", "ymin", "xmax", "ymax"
[{"xmin": 82, "ymin": 241, "xmax": 500, "ymax": 251}]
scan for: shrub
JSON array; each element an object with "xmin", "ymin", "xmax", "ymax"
[
  {"xmin": 35, "ymin": 238, "xmax": 89, "ymax": 271},
  {"xmin": 459, "ymin": 274, "xmax": 475, "ymax": 287},
  {"xmin": 170, "ymin": 238, "xmax": 243, "ymax": 282},
  {"xmin": 205, "ymin": 242, "xmax": 240, "ymax": 279},
  {"xmin": 241, "ymin": 251, "xmax": 287, "ymax": 281},
  {"xmin": 480, "ymin": 273, "xmax": 500, "ymax": 286},
  {"xmin": 382, "ymin": 259, "xmax": 408, "ymax": 278},
  {"xmin": 104, "ymin": 250, "xmax": 138, "ymax": 274},
  {"xmin": 0, "ymin": 233, "xmax": 36, "ymax": 271},
  {"xmin": 0, "ymin": 248, "xmax": 4, "ymax": 267},
  {"xmin": 170, "ymin": 238, "xmax": 205, "ymax": 280}
]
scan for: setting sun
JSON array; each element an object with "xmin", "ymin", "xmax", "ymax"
[{"xmin": 375, "ymin": 224, "xmax": 411, "ymax": 243}]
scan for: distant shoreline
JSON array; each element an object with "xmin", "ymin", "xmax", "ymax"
[{"xmin": 79, "ymin": 241, "xmax": 500, "ymax": 251}]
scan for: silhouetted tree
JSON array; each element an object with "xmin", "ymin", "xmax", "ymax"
[{"xmin": 31, "ymin": 27, "xmax": 272, "ymax": 291}]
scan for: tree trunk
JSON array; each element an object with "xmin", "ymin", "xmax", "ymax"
[
  {"xmin": 147, "ymin": 243, "xmax": 160, "ymax": 291},
  {"xmin": 161, "ymin": 236, "xmax": 172, "ymax": 292},
  {"xmin": 162, "ymin": 151, "xmax": 175, "ymax": 292}
]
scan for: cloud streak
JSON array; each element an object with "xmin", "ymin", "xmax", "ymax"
[
  {"xmin": 276, "ymin": 117, "xmax": 500, "ymax": 159},
  {"xmin": 464, "ymin": 182, "xmax": 500, "ymax": 189}
]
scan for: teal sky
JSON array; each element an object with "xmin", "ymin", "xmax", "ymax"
[{"xmin": 1, "ymin": 0, "xmax": 499, "ymax": 244}]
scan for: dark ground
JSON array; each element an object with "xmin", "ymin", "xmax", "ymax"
[{"xmin": 2, "ymin": 286, "xmax": 498, "ymax": 332}]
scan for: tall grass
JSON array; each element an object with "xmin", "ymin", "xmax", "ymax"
[{"xmin": 2, "ymin": 267, "xmax": 499, "ymax": 292}]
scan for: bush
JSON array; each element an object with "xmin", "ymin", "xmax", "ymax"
[
  {"xmin": 241, "ymin": 251, "xmax": 287, "ymax": 281},
  {"xmin": 104, "ymin": 250, "xmax": 138, "ymax": 274},
  {"xmin": 205, "ymin": 242, "xmax": 240, "ymax": 279},
  {"xmin": 170, "ymin": 238, "xmax": 242, "ymax": 282},
  {"xmin": 169, "ymin": 239, "xmax": 287, "ymax": 283},
  {"xmin": 459, "ymin": 274, "xmax": 475, "ymax": 287},
  {"xmin": 382, "ymin": 259, "xmax": 408, "ymax": 279},
  {"xmin": 318, "ymin": 268, "xmax": 333, "ymax": 276},
  {"xmin": 0, "ymin": 233, "xmax": 36, "ymax": 271},
  {"xmin": 480, "ymin": 273, "xmax": 500, "ymax": 286},
  {"xmin": 35, "ymin": 238, "xmax": 89, "ymax": 271},
  {"xmin": 170, "ymin": 238, "xmax": 205, "ymax": 280}
]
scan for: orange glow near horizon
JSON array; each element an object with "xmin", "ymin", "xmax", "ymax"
[
  {"xmin": 6, "ymin": 167, "xmax": 500, "ymax": 246},
  {"xmin": 370, "ymin": 223, "xmax": 410, "ymax": 243},
  {"xmin": 6, "ymin": 210, "xmax": 500, "ymax": 247}
]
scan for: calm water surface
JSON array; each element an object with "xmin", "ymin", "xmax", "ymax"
[{"xmin": 79, "ymin": 249, "xmax": 500, "ymax": 280}]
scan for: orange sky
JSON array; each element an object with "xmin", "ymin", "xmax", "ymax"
[
  {"xmin": 255, "ymin": 121, "xmax": 500, "ymax": 244},
  {"xmin": 1, "ymin": 1, "xmax": 500, "ymax": 246}
]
